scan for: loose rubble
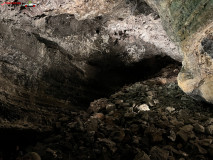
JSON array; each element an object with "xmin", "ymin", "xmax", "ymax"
[{"xmin": 1, "ymin": 64, "xmax": 213, "ymax": 160}]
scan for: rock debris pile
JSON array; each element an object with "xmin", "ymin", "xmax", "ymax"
[{"xmin": 9, "ymin": 65, "xmax": 213, "ymax": 160}]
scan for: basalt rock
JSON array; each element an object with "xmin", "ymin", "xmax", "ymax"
[
  {"xmin": 144, "ymin": 0, "xmax": 213, "ymax": 104},
  {"xmin": 0, "ymin": 0, "xmax": 181, "ymax": 122}
]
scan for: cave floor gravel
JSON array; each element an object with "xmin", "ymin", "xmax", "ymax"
[{"xmin": 2, "ymin": 64, "xmax": 213, "ymax": 160}]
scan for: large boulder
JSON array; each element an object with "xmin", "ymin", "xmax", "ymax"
[{"xmin": 144, "ymin": 0, "xmax": 213, "ymax": 103}]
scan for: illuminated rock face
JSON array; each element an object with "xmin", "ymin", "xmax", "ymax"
[
  {"xmin": 144, "ymin": 0, "xmax": 213, "ymax": 104},
  {"xmin": 0, "ymin": 0, "xmax": 181, "ymax": 109}
]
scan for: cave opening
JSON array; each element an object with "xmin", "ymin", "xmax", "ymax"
[
  {"xmin": 83, "ymin": 55, "xmax": 181, "ymax": 107},
  {"xmin": 1, "ymin": 0, "xmax": 213, "ymax": 159},
  {"xmin": 0, "ymin": 54, "xmax": 182, "ymax": 160}
]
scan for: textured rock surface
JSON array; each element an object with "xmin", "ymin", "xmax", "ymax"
[
  {"xmin": 2, "ymin": 64, "xmax": 213, "ymax": 160},
  {"xmin": 0, "ymin": 0, "xmax": 181, "ymax": 115},
  {"xmin": 144, "ymin": 0, "xmax": 213, "ymax": 103}
]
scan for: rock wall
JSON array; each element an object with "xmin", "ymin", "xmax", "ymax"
[
  {"xmin": 144, "ymin": 0, "xmax": 213, "ymax": 103},
  {"xmin": 0, "ymin": 0, "xmax": 181, "ymax": 112}
]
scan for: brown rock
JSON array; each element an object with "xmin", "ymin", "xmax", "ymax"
[
  {"xmin": 110, "ymin": 129, "xmax": 125, "ymax": 142},
  {"xmin": 106, "ymin": 103, "xmax": 116, "ymax": 112},
  {"xmin": 150, "ymin": 146, "xmax": 169, "ymax": 160},
  {"xmin": 23, "ymin": 152, "xmax": 41, "ymax": 160},
  {"xmin": 92, "ymin": 113, "xmax": 104, "ymax": 120},
  {"xmin": 193, "ymin": 123, "xmax": 205, "ymax": 133},
  {"xmin": 98, "ymin": 138, "xmax": 117, "ymax": 153},
  {"xmin": 134, "ymin": 150, "xmax": 150, "ymax": 160}
]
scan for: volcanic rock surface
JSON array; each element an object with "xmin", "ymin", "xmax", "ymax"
[
  {"xmin": 0, "ymin": 0, "xmax": 213, "ymax": 160},
  {"xmin": 0, "ymin": 0, "xmax": 181, "ymax": 120},
  {"xmin": 144, "ymin": 0, "xmax": 213, "ymax": 103},
  {"xmin": 1, "ymin": 64, "xmax": 213, "ymax": 160}
]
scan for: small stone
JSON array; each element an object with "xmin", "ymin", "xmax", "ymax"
[
  {"xmin": 141, "ymin": 112, "xmax": 149, "ymax": 121},
  {"xmin": 106, "ymin": 103, "xmax": 115, "ymax": 112},
  {"xmin": 114, "ymin": 99, "xmax": 124, "ymax": 105},
  {"xmin": 198, "ymin": 139, "xmax": 213, "ymax": 147},
  {"xmin": 23, "ymin": 152, "xmax": 41, "ymax": 160},
  {"xmin": 46, "ymin": 148, "xmax": 57, "ymax": 158},
  {"xmin": 181, "ymin": 125, "xmax": 193, "ymax": 132},
  {"xmin": 158, "ymin": 87, "xmax": 163, "ymax": 90},
  {"xmin": 132, "ymin": 136, "xmax": 140, "ymax": 144},
  {"xmin": 59, "ymin": 116, "xmax": 69, "ymax": 122},
  {"xmin": 148, "ymin": 101, "xmax": 154, "ymax": 107},
  {"xmin": 98, "ymin": 138, "xmax": 117, "ymax": 153},
  {"xmin": 194, "ymin": 123, "xmax": 205, "ymax": 133},
  {"xmin": 181, "ymin": 96, "xmax": 188, "ymax": 101},
  {"xmin": 130, "ymin": 124, "xmax": 139, "ymax": 133},
  {"xmin": 85, "ymin": 118, "xmax": 98, "ymax": 132},
  {"xmin": 178, "ymin": 124, "xmax": 196, "ymax": 142},
  {"xmin": 124, "ymin": 112, "xmax": 136, "ymax": 118},
  {"xmin": 168, "ymin": 157, "xmax": 175, "ymax": 160},
  {"xmin": 166, "ymin": 107, "xmax": 175, "ymax": 113},
  {"xmin": 144, "ymin": 25, "xmax": 149, "ymax": 29},
  {"xmin": 92, "ymin": 113, "xmax": 104, "ymax": 120},
  {"xmin": 206, "ymin": 118, "xmax": 213, "ymax": 125},
  {"xmin": 194, "ymin": 143, "xmax": 207, "ymax": 154},
  {"xmin": 71, "ymin": 112, "xmax": 78, "ymax": 115},
  {"xmin": 168, "ymin": 130, "xmax": 176, "ymax": 141},
  {"xmin": 158, "ymin": 77, "xmax": 167, "ymax": 84},
  {"xmin": 110, "ymin": 129, "xmax": 125, "ymax": 142},
  {"xmin": 134, "ymin": 150, "xmax": 150, "ymax": 160},
  {"xmin": 150, "ymin": 146, "xmax": 169, "ymax": 160},
  {"xmin": 206, "ymin": 125, "xmax": 213, "ymax": 135},
  {"xmin": 153, "ymin": 99, "xmax": 159, "ymax": 104},
  {"xmin": 108, "ymin": 110, "xmax": 114, "ymax": 115},
  {"xmin": 121, "ymin": 102, "xmax": 130, "ymax": 107},
  {"xmin": 146, "ymin": 91, "xmax": 155, "ymax": 96},
  {"xmin": 177, "ymin": 130, "xmax": 189, "ymax": 142},
  {"xmin": 177, "ymin": 143, "xmax": 183, "ymax": 149},
  {"xmin": 137, "ymin": 104, "xmax": 150, "ymax": 111}
]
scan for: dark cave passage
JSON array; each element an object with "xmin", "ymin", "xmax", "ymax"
[
  {"xmin": 0, "ymin": 55, "xmax": 182, "ymax": 160},
  {"xmin": 81, "ymin": 55, "xmax": 181, "ymax": 107},
  {"xmin": 0, "ymin": 128, "xmax": 45, "ymax": 160},
  {"xmin": 0, "ymin": 0, "xmax": 212, "ymax": 159}
]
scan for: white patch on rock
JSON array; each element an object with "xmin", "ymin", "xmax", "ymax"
[{"xmin": 107, "ymin": 14, "xmax": 182, "ymax": 62}]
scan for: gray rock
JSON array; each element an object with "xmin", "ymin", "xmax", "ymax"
[
  {"xmin": 97, "ymin": 138, "xmax": 117, "ymax": 153},
  {"xmin": 194, "ymin": 123, "xmax": 205, "ymax": 133},
  {"xmin": 166, "ymin": 107, "xmax": 175, "ymax": 113},
  {"xmin": 85, "ymin": 118, "xmax": 98, "ymax": 132},
  {"xmin": 181, "ymin": 125, "xmax": 194, "ymax": 132},
  {"xmin": 168, "ymin": 130, "xmax": 176, "ymax": 142},
  {"xmin": 114, "ymin": 99, "xmax": 124, "ymax": 105},
  {"xmin": 206, "ymin": 125, "xmax": 213, "ymax": 135},
  {"xmin": 106, "ymin": 103, "xmax": 116, "ymax": 113},
  {"xmin": 198, "ymin": 139, "xmax": 213, "ymax": 147},
  {"xmin": 110, "ymin": 129, "xmax": 125, "ymax": 142}
]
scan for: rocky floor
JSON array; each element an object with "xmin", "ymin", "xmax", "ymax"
[{"xmin": 1, "ymin": 64, "xmax": 213, "ymax": 160}]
